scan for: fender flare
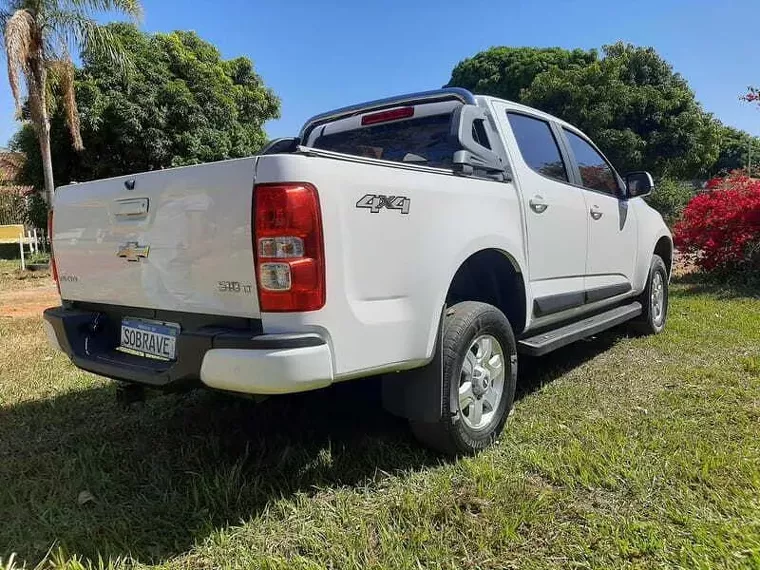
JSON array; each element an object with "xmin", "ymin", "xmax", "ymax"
[{"xmin": 423, "ymin": 238, "xmax": 528, "ymax": 359}]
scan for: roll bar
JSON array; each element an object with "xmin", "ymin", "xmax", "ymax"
[{"xmin": 299, "ymin": 88, "xmax": 477, "ymax": 143}]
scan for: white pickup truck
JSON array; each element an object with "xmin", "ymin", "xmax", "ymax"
[{"xmin": 44, "ymin": 88, "xmax": 672, "ymax": 454}]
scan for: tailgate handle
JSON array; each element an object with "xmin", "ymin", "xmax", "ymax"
[{"xmin": 114, "ymin": 198, "xmax": 149, "ymax": 218}]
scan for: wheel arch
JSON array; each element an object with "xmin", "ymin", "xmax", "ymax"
[
  {"xmin": 653, "ymin": 235, "xmax": 674, "ymax": 277},
  {"xmin": 384, "ymin": 249, "xmax": 526, "ymax": 427},
  {"xmin": 443, "ymin": 248, "xmax": 528, "ymax": 335}
]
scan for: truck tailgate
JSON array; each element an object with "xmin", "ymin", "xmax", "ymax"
[{"xmin": 52, "ymin": 157, "xmax": 260, "ymax": 318}]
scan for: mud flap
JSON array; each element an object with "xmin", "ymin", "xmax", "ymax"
[{"xmin": 381, "ymin": 308, "xmax": 445, "ymax": 422}]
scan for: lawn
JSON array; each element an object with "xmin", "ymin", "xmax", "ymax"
[{"xmin": 1, "ymin": 260, "xmax": 759, "ymax": 569}]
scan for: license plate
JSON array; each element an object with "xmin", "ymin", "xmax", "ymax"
[{"xmin": 120, "ymin": 317, "xmax": 180, "ymax": 360}]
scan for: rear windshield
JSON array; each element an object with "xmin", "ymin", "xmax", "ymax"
[{"xmin": 312, "ymin": 113, "xmax": 457, "ymax": 169}]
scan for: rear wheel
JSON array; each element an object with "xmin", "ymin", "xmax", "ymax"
[
  {"xmin": 632, "ymin": 254, "xmax": 669, "ymax": 335},
  {"xmin": 410, "ymin": 301, "xmax": 517, "ymax": 455}
]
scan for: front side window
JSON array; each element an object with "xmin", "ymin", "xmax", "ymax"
[
  {"xmin": 507, "ymin": 113, "xmax": 568, "ymax": 182},
  {"xmin": 563, "ymin": 129, "xmax": 620, "ymax": 194}
]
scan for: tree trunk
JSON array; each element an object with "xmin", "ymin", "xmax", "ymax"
[
  {"xmin": 28, "ymin": 50, "xmax": 54, "ymax": 208},
  {"xmin": 38, "ymin": 119, "xmax": 55, "ymax": 207}
]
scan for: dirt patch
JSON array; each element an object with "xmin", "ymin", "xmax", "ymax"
[
  {"xmin": 672, "ymin": 249, "xmax": 698, "ymax": 278},
  {"xmin": 0, "ymin": 283, "xmax": 59, "ymax": 319}
]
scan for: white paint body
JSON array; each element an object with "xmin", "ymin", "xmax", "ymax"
[{"xmin": 51, "ymin": 95, "xmax": 671, "ymax": 394}]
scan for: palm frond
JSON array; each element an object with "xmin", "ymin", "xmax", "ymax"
[
  {"xmin": 38, "ymin": 6, "xmax": 88, "ymax": 54},
  {"xmin": 55, "ymin": 0, "xmax": 142, "ymax": 20},
  {"xmin": 41, "ymin": 33, "xmax": 63, "ymax": 61},
  {"xmin": 83, "ymin": 21, "xmax": 133, "ymax": 75},
  {"xmin": 0, "ymin": 1, "xmax": 25, "ymax": 30},
  {"xmin": 25, "ymin": 66, "xmax": 46, "ymax": 131},
  {"xmin": 45, "ymin": 8, "xmax": 133, "ymax": 77},
  {"xmin": 44, "ymin": 54, "xmax": 57, "ymax": 112},
  {"xmin": 0, "ymin": 10, "xmax": 12, "ymax": 37},
  {"xmin": 40, "ymin": 32, "xmax": 66, "ymax": 102},
  {"xmin": 3, "ymin": 8, "xmax": 35, "ymax": 117},
  {"xmin": 47, "ymin": 57, "xmax": 82, "ymax": 149}
]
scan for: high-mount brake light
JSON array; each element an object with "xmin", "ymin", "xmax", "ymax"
[
  {"xmin": 253, "ymin": 183, "xmax": 325, "ymax": 312},
  {"xmin": 360, "ymin": 106, "xmax": 414, "ymax": 126}
]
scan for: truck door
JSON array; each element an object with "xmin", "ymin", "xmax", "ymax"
[
  {"xmin": 492, "ymin": 105, "xmax": 589, "ymax": 320},
  {"xmin": 560, "ymin": 127, "xmax": 638, "ymax": 300}
]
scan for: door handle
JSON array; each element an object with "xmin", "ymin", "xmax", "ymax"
[
  {"xmin": 590, "ymin": 205, "xmax": 603, "ymax": 220},
  {"xmin": 113, "ymin": 198, "xmax": 149, "ymax": 218},
  {"xmin": 529, "ymin": 196, "xmax": 548, "ymax": 214}
]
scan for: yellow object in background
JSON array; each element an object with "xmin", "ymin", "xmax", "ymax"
[{"xmin": 0, "ymin": 224, "xmax": 24, "ymax": 243}]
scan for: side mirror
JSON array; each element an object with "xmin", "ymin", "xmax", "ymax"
[
  {"xmin": 450, "ymin": 105, "xmax": 508, "ymax": 180},
  {"xmin": 626, "ymin": 171, "xmax": 655, "ymax": 198}
]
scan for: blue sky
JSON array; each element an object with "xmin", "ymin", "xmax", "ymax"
[{"xmin": 2, "ymin": 0, "xmax": 759, "ymax": 148}]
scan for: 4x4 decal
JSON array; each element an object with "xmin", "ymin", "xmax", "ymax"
[{"xmin": 356, "ymin": 194, "xmax": 410, "ymax": 214}]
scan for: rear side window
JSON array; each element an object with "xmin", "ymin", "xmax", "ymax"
[
  {"xmin": 312, "ymin": 113, "xmax": 458, "ymax": 169},
  {"xmin": 563, "ymin": 129, "xmax": 620, "ymax": 194},
  {"xmin": 507, "ymin": 113, "xmax": 568, "ymax": 182}
]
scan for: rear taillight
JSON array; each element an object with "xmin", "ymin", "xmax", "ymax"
[
  {"xmin": 253, "ymin": 183, "xmax": 325, "ymax": 312},
  {"xmin": 47, "ymin": 209, "xmax": 60, "ymax": 295}
]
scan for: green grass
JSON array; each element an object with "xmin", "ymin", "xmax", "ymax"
[{"xmin": 0, "ymin": 276, "xmax": 758, "ymax": 569}]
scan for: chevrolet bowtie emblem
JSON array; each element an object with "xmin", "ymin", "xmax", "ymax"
[{"xmin": 117, "ymin": 241, "xmax": 150, "ymax": 262}]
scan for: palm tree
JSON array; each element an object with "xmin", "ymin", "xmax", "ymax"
[{"xmin": 1, "ymin": 0, "xmax": 142, "ymax": 205}]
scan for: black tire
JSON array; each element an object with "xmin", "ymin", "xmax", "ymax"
[
  {"xmin": 410, "ymin": 301, "xmax": 517, "ymax": 455},
  {"xmin": 632, "ymin": 254, "xmax": 669, "ymax": 335}
]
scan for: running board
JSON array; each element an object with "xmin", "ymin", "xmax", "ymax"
[{"xmin": 517, "ymin": 302, "xmax": 642, "ymax": 356}]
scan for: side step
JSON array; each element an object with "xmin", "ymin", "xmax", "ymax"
[{"xmin": 517, "ymin": 302, "xmax": 642, "ymax": 356}]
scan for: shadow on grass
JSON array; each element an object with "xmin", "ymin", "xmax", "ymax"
[
  {"xmin": 0, "ymin": 325, "xmax": 635, "ymax": 565},
  {"xmin": 0, "ymin": 379, "xmax": 438, "ymax": 564},
  {"xmin": 671, "ymin": 271, "xmax": 760, "ymax": 299},
  {"xmin": 517, "ymin": 329, "xmax": 628, "ymax": 400}
]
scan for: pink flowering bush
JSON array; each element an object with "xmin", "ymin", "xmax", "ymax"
[{"xmin": 742, "ymin": 87, "xmax": 760, "ymax": 106}]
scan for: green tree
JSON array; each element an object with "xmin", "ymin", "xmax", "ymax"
[
  {"xmin": 12, "ymin": 23, "xmax": 280, "ymax": 187},
  {"xmin": 712, "ymin": 125, "xmax": 760, "ymax": 177},
  {"xmin": 448, "ymin": 43, "xmax": 721, "ymax": 178},
  {"xmin": 644, "ymin": 178, "xmax": 695, "ymax": 226},
  {"xmin": 1, "ymin": 0, "xmax": 142, "ymax": 205},
  {"xmin": 739, "ymin": 88, "xmax": 760, "ymax": 176},
  {"xmin": 447, "ymin": 46, "xmax": 595, "ymax": 102}
]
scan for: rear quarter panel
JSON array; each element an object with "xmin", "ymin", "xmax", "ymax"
[{"xmin": 255, "ymin": 154, "xmax": 527, "ymax": 380}]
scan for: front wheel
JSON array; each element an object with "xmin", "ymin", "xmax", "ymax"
[
  {"xmin": 410, "ymin": 301, "xmax": 517, "ymax": 455},
  {"xmin": 632, "ymin": 254, "xmax": 669, "ymax": 335}
]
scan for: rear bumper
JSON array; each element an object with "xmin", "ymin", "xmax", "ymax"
[
  {"xmin": 43, "ymin": 306, "xmax": 334, "ymax": 395},
  {"xmin": 200, "ymin": 345, "xmax": 333, "ymax": 394}
]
